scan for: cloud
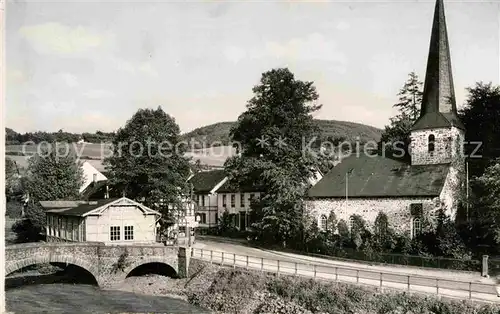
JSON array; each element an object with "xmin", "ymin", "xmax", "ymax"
[
  {"xmin": 83, "ymin": 89, "xmax": 116, "ymax": 99},
  {"xmin": 224, "ymin": 46, "xmax": 247, "ymax": 64},
  {"xmin": 336, "ymin": 21, "xmax": 350, "ymax": 31},
  {"xmin": 265, "ymin": 33, "xmax": 347, "ymax": 65},
  {"xmin": 57, "ymin": 72, "xmax": 79, "ymax": 88},
  {"xmin": 19, "ymin": 22, "xmax": 107, "ymax": 56},
  {"xmin": 138, "ymin": 62, "xmax": 158, "ymax": 77}
]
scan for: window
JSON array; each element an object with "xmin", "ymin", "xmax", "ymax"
[
  {"xmin": 412, "ymin": 218, "xmax": 422, "ymax": 238},
  {"xmin": 68, "ymin": 219, "xmax": 73, "ymax": 240},
  {"xmin": 215, "ymin": 212, "xmax": 219, "ymax": 223},
  {"xmin": 61, "ymin": 217, "xmax": 66, "ymax": 239},
  {"xmin": 222, "ymin": 195, "xmax": 227, "ymax": 207},
  {"xmin": 110, "ymin": 226, "xmax": 121, "ymax": 241},
  {"xmin": 202, "ymin": 195, "xmax": 205, "ymax": 207},
  {"xmin": 196, "ymin": 194, "xmax": 200, "ymax": 204},
  {"xmin": 198, "ymin": 213, "xmax": 206, "ymax": 224},
  {"xmin": 231, "ymin": 194, "xmax": 235, "ymax": 207},
  {"xmin": 428, "ymin": 134, "xmax": 435, "ymax": 153},
  {"xmin": 348, "ymin": 216, "xmax": 355, "ymax": 231},
  {"xmin": 241, "ymin": 194, "xmax": 245, "ymax": 208},
  {"xmin": 320, "ymin": 215, "xmax": 328, "ymax": 230},
  {"xmin": 124, "ymin": 226, "xmax": 134, "ymax": 240}
]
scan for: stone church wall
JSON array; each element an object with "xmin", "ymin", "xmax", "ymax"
[{"xmin": 305, "ymin": 197, "xmax": 441, "ymax": 235}]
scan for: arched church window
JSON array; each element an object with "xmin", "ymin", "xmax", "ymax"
[
  {"xmin": 320, "ymin": 215, "xmax": 328, "ymax": 230},
  {"xmin": 428, "ymin": 134, "xmax": 435, "ymax": 153},
  {"xmin": 412, "ymin": 218, "xmax": 422, "ymax": 239}
]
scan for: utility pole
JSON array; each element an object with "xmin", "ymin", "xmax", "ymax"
[{"xmin": 466, "ymin": 160, "xmax": 469, "ymax": 221}]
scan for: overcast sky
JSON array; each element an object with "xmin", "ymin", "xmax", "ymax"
[{"xmin": 6, "ymin": 0, "xmax": 499, "ymax": 134}]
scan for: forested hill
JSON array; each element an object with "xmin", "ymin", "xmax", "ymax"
[
  {"xmin": 5, "ymin": 119, "xmax": 382, "ymax": 147},
  {"xmin": 180, "ymin": 120, "xmax": 383, "ymax": 147}
]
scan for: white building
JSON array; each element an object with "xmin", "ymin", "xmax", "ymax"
[{"xmin": 42, "ymin": 197, "xmax": 161, "ymax": 245}]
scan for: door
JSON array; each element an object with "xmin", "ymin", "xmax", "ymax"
[{"xmin": 239, "ymin": 212, "xmax": 246, "ymax": 231}]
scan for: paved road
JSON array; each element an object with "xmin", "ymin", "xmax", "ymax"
[{"xmin": 193, "ymin": 239, "xmax": 500, "ymax": 303}]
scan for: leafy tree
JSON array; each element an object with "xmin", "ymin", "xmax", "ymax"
[
  {"xmin": 218, "ymin": 209, "xmax": 238, "ymax": 236},
  {"xmin": 6, "ymin": 158, "xmax": 23, "ymax": 200},
  {"xmin": 459, "ymin": 82, "xmax": 500, "ymax": 179},
  {"xmin": 469, "ymin": 159, "xmax": 500, "ymax": 250},
  {"xmin": 372, "ymin": 212, "xmax": 396, "ymax": 252},
  {"xmin": 326, "ymin": 210, "xmax": 338, "ymax": 234},
  {"xmin": 24, "ymin": 146, "xmax": 83, "ymax": 201},
  {"xmin": 104, "ymin": 107, "xmax": 191, "ymax": 232},
  {"xmin": 13, "ymin": 145, "xmax": 84, "ymax": 242},
  {"xmin": 225, "ymin": 68, "xmax": 322, "ymax": 247}
]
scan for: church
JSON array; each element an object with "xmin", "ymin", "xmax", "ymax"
[{"xmin": 305, "ymin": 0, "xmax": 466, "ymax": 238}]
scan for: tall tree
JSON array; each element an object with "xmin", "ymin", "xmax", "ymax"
[
  {"xmin": 104, "ymin": 107, "xmax": 191, "ymax": 231},
  {"xmin": 393, "ymin": 72, "xmax": 423, "ymax": 121},
  {"xmin": 225, "ymin": 68, "xmax": 322, "ymax": 247},
  {"xmin": 379, "ymin": 72, "xmax": 423, "ymax": 158},
  {"xmin": 13, "ymin": 145, "xmax": 84, "ymax": 242},
  {"xmin": 459, "ymin": 82, "xmax": 500, "ymax": 179}
]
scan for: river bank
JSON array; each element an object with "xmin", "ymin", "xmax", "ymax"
[{"xmin": 7, "ymin": 260, "xmax": 500, "ymax": 313}]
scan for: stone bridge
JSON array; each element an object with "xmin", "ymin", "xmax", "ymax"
[{"xmin": 5, "ymin": 242, "xmax": 190, "ymax": 288}]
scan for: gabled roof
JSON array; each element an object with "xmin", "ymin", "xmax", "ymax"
[
  {"xmin": 188, "ymin": 169, "xmax": 227, "ymax": 194},
  {"xmin": 41, "ymin": 197, "xmax": 161, "ymax": 217},
  {"xmin": 307, "ymin": 154, "xmax": 449, "ymax": 198}
]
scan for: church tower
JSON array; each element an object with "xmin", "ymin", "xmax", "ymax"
[{"xmin": 410, "ymin": 0, "xmax": 465, "ymax": 167}]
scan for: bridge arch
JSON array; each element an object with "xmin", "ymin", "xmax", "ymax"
[
  {"xmin": 123, "ymin": 257, "xmax": 178, "ymax": 279},
  {"xmin": 5, "ymin": 254, "xmax": 99, "ymax": 284}
]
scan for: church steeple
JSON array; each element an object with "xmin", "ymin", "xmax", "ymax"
[{"xmin": 412, "ymin": 0, "xmax": 464, "ymax": 131}]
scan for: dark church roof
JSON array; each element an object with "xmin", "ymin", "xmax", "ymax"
[
  {"xmin": 188, "ymin": 170, "xmax": 227, "ymax": 193},
  {"xmin": 411, "ymin": 0, "xmax": 465, "ymax": 131},
  {"xmin": 307, "ymin": 154, "xmax": 449, "ymax": 198}
]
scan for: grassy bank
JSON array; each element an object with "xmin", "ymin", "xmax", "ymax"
[{"xmin": 182, "ymin": 260, "xmax": 500, "ymax": 314}]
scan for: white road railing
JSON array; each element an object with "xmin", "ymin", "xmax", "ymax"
[{"xmin": 190, "ymin": 247, "xmax": 500, "ymax": 303}]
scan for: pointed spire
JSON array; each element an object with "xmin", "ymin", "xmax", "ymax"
[{"xmin": 412, "ymin": 0, "xmax": 464, "ymax": 130}]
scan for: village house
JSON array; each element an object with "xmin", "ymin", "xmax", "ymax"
[
  {"xmin": 305, "ymin": 0, "xmax": 466, "ymax": 238},
  {"xmin": 41, "ymin": 197, "xmax": 161, "ymax": 244},
  {"xmin": 188, "ymin": 168, "xmax": 323, "ymax": 231},
  {"xmin": 187, "ymin": 169, "xmax": 228, "ymax": 228}
]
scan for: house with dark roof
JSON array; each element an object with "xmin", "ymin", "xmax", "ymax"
[
  {"xmin": 306, "ymin": 0, "xmax": 466, "ymax": 238},
  {"xmin": 187, "ymin": 169, "xmax": 228, "ymax": 228},
  {"xmin": 41, "ymin": 197, "xmax": 161, "ymax": 244}
]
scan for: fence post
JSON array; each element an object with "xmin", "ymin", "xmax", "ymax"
[
  {"xmin": 313, "ymin": 265, "xmax": 317, "ymax": 279},
  {"xmin": 233, "ymin": 254, "xmax": 236, "ymax": 268},
  {"xmin": 482, "ymin": 255, "xmax": 489, "ymax": 277},
  {"xmin": 356, "ymin": 270, "xmax": 359, "ymax": 283},
  {"xmin": 201, "ymin": 249, "xmax": 204, "ymax": 259},
  {"xmin": 261, "ymin": 258, "xmax": 264, "ymax": 271},
  {"xmin": 469, "ymin": 282, "xmax": 472, "ymax": 299},
  {"xmin": 379, "ymin": 273, "xmax": 383, "ymax": 288},
  {"xmin": 277, "ymin": 260, "xmax": 280, "ymax": 276},
  {"xmin": 210, "ymin": 250, "xmax": 213, "ymax": 264},
  {"xmin": 222, "ymin": 252, "xmax": 224, "ymax": 265},
  {"xmin": 335, "ymin": 267, "xmax": 338, "ymax": 281},
  {"xmin": 407, "ymin": 275, "xmax": 410, "ymax": 291},
  {"xmin": 295, "ymin": 262, "xmax": 298, "ymax": 276},
  {"xmin": 436, "ymin": 278, "xmax": 439, "ymax": 295},
  {"xmin": 246, "ymin": 256, "xmax": 249, "ymax": 270}
]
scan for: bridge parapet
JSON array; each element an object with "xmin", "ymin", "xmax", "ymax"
[{"xmin": 5, "ymin": 242, "xmax": 187, "ymax": 288}]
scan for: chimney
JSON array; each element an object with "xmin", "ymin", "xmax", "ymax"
[{"xmin": 93, "ymin": 173, "xmax": 97, "ymax": 183}]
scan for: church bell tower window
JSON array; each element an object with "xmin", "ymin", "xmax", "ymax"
[{"xmin": 428, "ymin": 134, "xmax": 435, "ymax": 154}]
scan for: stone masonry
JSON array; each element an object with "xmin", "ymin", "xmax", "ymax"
[{"xmin": 5, "ymin": 242, "xmax": 189, "ymax": 288}]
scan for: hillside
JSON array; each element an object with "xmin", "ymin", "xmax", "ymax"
[{"xmin": 181, "ymin": 119, "xmax": 382, "ymax": 148}]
